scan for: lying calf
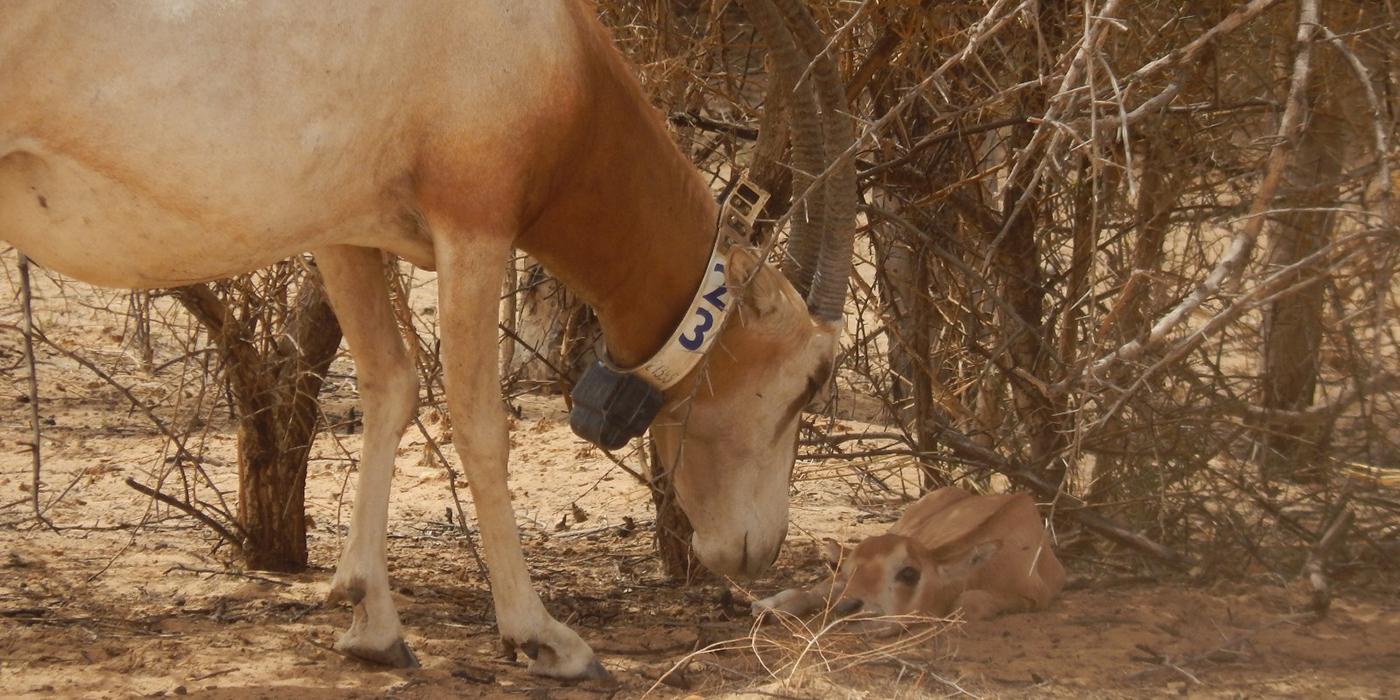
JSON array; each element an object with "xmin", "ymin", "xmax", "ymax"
[{"xmin": 754, "ymin": 487, "xmax": 1065, "ymax": 624}]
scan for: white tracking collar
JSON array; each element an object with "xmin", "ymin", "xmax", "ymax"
[
  {"xmin": 606, "ymin": 177, "xmax": 769, "ymax": 391},
  {"xmin": 623, "ymin": 245, "xmax": 731, "ymax": 389}
]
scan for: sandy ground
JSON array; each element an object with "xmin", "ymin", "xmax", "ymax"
[{"xmin": 2, "ymin": 274, "xmax": 1399, "ymax": 698}]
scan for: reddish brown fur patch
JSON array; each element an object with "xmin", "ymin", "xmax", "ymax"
[{"xmin": 512, "ymin": 2, "xmax": 718, "ymax": 369}]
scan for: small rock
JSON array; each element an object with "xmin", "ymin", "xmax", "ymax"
[{"xmin": 451, "ymin": 666, "xmax": 495, "ymax": 684}]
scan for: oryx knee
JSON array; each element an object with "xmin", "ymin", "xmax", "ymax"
[{"xmin": 359, "ymin": 361, "xmax": 419, "ymax": 430}]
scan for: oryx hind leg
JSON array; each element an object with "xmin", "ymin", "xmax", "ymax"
[
  {"xmin": 431, "ymin": 228, "xmax": 607, "ymax": 680},
  {"xmin": 316, "ymin": 245, "xmax": 421, "ymax": 668}
]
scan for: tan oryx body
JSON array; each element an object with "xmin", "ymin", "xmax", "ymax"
[
  {"xmin": 1, "ymin": 0, "xmax": 855, "ymax": 679},
  {"xmin": 754, "ymin": 487, "xmax": 1065, "ymax": 627}
]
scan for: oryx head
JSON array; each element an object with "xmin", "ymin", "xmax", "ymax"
[{"xmin": 650, "ymin": 0, "xmax": 857, "ymax": 578}]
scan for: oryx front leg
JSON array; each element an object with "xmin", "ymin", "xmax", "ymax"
[
  {"xmin": 316, "ymin": 246, "xmax": 420, "ymax": 668},
  {"xmin": 434, "ymin": 233, "xmax": 606, "ymax": 681}
]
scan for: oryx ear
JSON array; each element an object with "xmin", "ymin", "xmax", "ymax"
[
  {"xmin": 809, "ymin": 356, "xmax": 836, "ymax": 409},
  {"xmin": 821, "ymin": 538, "xmax": 848, "ymax": 570},
  {"xmin": 936, "ymin": 540, "xmax": 1002, "ymax": 580},
  {"xmin": 727, "ymin": 247, "xmax": 795, "ymax": 321}
]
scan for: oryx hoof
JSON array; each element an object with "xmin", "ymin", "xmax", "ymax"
[
  {"xmin": 505, "ymin": 635, "xmax": 611, "ymax": 681},
  {"xmin": 338, "ymin": 636, "xmax": 420, "ymax": 668}
]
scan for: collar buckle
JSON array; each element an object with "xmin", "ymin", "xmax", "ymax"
[{"xmin": 720, "ymin": 175, "xmax": 770, "ymax": 237}]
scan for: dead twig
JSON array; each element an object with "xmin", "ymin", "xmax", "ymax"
[
  {"xmin": 124, "ymin": 476, "xmax": 244, "ymax": 550},
  {"xmin": 164, "ymin": 563, "xmax": 293, "ymax": 587},
  {"xmin": 1302, "ymin": 505, "xmax": 1354, "ymax": 617},
  {"xmin": 414, "ymin": 415, "xmax": 489, "ymax": 580},
  {"xmin": 0, "ymin": 322, "xmax": 240, "ymax": 529},
  {"xmin": 1075, "ymin": 0, "xmax": 1323, "ymax": 388},
  {"xmin": 16, "ymin": 254, "xmax": 54, "ymax": 531},
  {"xmin": 1128, "ymin": 614, "xmax": 1307, "ymax": 682}
]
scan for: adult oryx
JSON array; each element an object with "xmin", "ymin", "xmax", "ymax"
[{"xmin": 0, "ymin": 0, "xmax": 855, "ymax": 679}]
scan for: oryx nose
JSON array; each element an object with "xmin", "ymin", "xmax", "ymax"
[
  {"xmin": 695, "ymin": 531, "xmax": 783, "ymax": 578},
  {"xmin": 736, "ymin": 531, "xmax": 782, "ymax": 578},
  {"xmin": 751, "ymin": 530, "xmax": 784, "ymax": 576},
  {"xmin": 834, "ymin": 598, "xmax": 864, "ymax": 617}
]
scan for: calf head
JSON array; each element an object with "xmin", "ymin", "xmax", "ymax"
[{"xmin": 823, "ymin": 535, "xmax": 1002, "ymax": 621}]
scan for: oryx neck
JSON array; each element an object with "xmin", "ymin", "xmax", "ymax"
[{"xmin": 514, "ymin": 12, "xmax": 717, "ymax": 373}]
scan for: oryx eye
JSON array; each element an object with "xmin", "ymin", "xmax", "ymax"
[{"xmin": 895, "ymin": 566, "xmax": 921, "ymax": 586}]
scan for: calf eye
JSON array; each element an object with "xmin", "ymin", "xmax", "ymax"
[{"xmin": 896, "ymin": 566, "xmax": 921, "ymax": 585}]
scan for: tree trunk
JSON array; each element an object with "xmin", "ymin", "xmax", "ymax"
[
  {"xmin": 1087, "ymin": 131, "xmax": 1179, "ymax": 504},
  {"xmin": 237, "ymin": 421, "xmax": 309, "ymax": 571},
  {"xmin": 997, "ymin": 120, "xmax": 1066, "ymax": 485},
  {"xmin": 505, "ymin": 259, "xmax": 598, "ymax": 392},
  {"xmin": 869, "ymin": 196, "xmax": 919, "ymax": 418},
  {"xmin": 176, "ymin": 265, "xmax": 342, "ymax": 572},
  {"xmin": 1258, "ymin": 77, "xmax": 1346, "ymax": 481},
  {"xmin": 909, "ymin": 242, "xmax": 950, "ymax": 491},
  {"xmin": 499, "ymin": 251, "xmax": 519, "ymax": 381},
  {"xmin": 991, "ymin": 0, "xmax": 1072, "ymax": 486},
  {"xmin": 243, "ymin": 278, "xmax": 341, "ymax": 571},
  {"xmin": 1254, "ymin": 8, "xmax": 1360, "ymax": 481},
  {"xmin": 647, "ymin": 442, "xmax": 701, "ymax": 582}
]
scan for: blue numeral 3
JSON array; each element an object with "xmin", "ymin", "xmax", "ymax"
[
  {"xmin": 679, "ymin": 308, "xmax": 713, "ymax": 350},
  {"xmin": 679, "ymin": 263, "xmax": 727, "ymax": 351}
]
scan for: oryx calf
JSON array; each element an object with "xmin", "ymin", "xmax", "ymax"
[{"xmin": 754, "ymin": 487, "xmax": 1065, "ymax": 625}]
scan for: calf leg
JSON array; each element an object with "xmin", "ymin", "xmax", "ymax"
[
  {"xmin": 752, "ymin": 589, "xmax": 825, "ymax": 619},
  {"xmin": 316, "ymin": 246, "xmax": 421, "ymax": 667},
  {"xmin": 432, "ymin": 231, "xmax": 605, "ymax": 680},
  {"xmin": 752, "ymin": 580, "xmax": 833, "ymax": 620}
]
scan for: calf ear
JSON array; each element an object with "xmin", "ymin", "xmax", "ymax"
[
  {"xmin": 936, "ymin": 540, "xmax": 1002, "ymax": 580},
  {"xmin": 821, "ymin": 538, "xmax": 848, "ymax": 569}
]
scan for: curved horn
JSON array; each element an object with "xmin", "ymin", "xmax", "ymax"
[
  {"xmin": 740, "ymin": 0, "xmax": 827, "ymax": 300},
  {"xmin": 771, "ymin": 0, "xmax": 857, "ymax": 321}
]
